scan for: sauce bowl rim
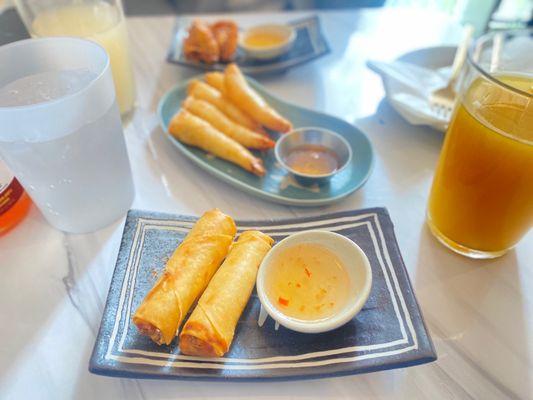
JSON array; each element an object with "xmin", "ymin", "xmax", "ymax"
[{"xmin": 274, "ymin": 127, "xmax": 353, "ymax": 179}]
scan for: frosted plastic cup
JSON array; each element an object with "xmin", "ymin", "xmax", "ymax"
[{"xmin": 0, "ymin": 37, "xmax": 135, "ymax": 233}]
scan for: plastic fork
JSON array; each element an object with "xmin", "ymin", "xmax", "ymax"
[{"xmin": 429, "ymin": 25, "xmax": 474, "ymax": 118}]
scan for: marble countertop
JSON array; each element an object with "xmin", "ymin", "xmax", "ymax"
[{"xmin": 1, "ymin": 8, "xmax": 531, "ymax": 400}]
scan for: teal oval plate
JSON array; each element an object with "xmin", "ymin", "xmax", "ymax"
[{"xmin": 157, "ymin": 76, "xmax": 374, "ymax": 206}]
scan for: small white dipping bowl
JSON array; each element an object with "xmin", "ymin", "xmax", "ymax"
[
  {"xmin": 239, "ymin": 24, "xmax": 296, "ymax": 60},
  {"xmin": 256, "ymin": 230, "xmax": 372, "ymax": 334}
]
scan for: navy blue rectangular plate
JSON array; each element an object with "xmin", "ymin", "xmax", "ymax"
[
  {"xmin": 90, "ymin": 208, "xmax": 436, "ymax": 380},
  {"xmin": 167, "ymin": 16, "xmax": 330, "ymax": 75}
]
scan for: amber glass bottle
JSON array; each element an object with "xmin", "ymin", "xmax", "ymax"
[{"xmin": 0, "ymin": 161, "xmax": 31, "ymax": 235}]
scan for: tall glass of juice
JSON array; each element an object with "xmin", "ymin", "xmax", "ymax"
[
  {"xmin": 427, "ymin": 29, "xmax": 533, "ymax": 259},
  {"xmin": 14, "ymin": 0, "xmax": 136, "ymax": 116}
]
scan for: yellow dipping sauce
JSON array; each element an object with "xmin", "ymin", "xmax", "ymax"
[
  {"xmin": 244, "ymin": 31, "xmax": 287, "ymax": 48},
  {"xmin": 265, "ymin": 243, "xmax": 350, "ymax": 321}
]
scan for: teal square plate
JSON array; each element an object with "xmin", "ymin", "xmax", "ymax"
[{"xmin": 157, "ymin": 76, "xmax": 374, "ymax": 206}]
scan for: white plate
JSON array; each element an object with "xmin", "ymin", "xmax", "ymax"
[{"xmin": 376, "ymin": 46, "xmax": 456, "ymax": 132}]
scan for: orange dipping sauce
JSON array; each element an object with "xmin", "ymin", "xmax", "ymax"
[{"xmin": 284, "ymin": 144, "xmax": 338, "ymax": 175}]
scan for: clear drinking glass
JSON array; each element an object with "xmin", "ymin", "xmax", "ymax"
[
  {"xmin": 14, "ymin": 0, "xmax": 136, "ymax": 116},
  {"xmin": 427, "ymin": 29, "xmax": 533, "ymax": 259},
  {"xmin": 0, "ymin": 37, "xmax": 135, "ymax": 233}
]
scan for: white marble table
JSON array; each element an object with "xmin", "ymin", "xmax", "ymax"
[{"xmin": 1, "ymin": 8, "xmax": 532, "ymax": 400}]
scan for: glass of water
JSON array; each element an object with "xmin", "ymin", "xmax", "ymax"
[{"xmin": 0, "ymin": 37, "xmax": 135, "ymax": 233}]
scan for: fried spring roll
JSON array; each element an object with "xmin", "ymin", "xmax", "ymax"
[
  {"xmin": 133, "ymin": 209, "xmax": 236, "ymax": 345},
  {"xmin": 210, "ymin": 21, "xmax": 238, "ymax": 62},
  {"xmin": 188, "ymin": 80, "xmax": 265, "ymax": 134},
  {"xmin": 224, "ymin": 63, "xmax": 292, "ymax": 133},
  {"xmin": 168, "ymin": 110, "xmax": 265, "ymax": 176},
  {"xmin": 180, "ymin": 231, "xmax": 274, "ymax": 357},
  {"xmin": 183, "ymin": 20, "xmax": 220, "ymax": 64},
  {"xmin": 204, "ymin": 71, "xmax": 225, "ymax": 92},
  {"xmin": 183, "ymin": 97, "xmax": 274, "ymax": 150}
]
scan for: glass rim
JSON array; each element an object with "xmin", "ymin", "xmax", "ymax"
[
  {"xmin": 467, "ymin": 28, "xmax": 533, "ymax": 99},
  {"xmin": 0, "ymin": 36, "xmax": 110, "ymax": 112}
]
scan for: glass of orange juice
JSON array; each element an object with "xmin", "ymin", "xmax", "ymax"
[
  {"xmin": 427, "ymin": 29, "xmax": 533, "ymax": 259},
  {"xmin": 14, "ymin": 0, "xmax": 136, "ymax": 116}
]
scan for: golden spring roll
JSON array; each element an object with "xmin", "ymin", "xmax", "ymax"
[
  {"xmin": 204, "ymin": 71, "xmax": 225, "ymax": 92},
  {"xmin": 182, "ymin": 97, "xmax": 275, "ymax": 150},
  {"xmin": 210, "ymin": 21, "xmax": 238, "ymax": 62},
  {"xmin": 133, "ymin": 209, "xmax": 236, "ymax": 345},
  {"xmin": 168, "ymin": 109, "xmax": 265, "ymax": 176},
  {"xmin": 180, "ymin": 231, "xmax": 274, "ymax": 357},
  {"xmin": 224, "ymin": 63, "xmax": 292, "ymax": 133},
  {"xmin": 188, "ymin": 80, "xmax": 265, "ymax": 134}
]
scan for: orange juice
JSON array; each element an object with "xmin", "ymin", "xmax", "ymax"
[
  {"xmin": 428, "ymin": 75, "xmax": 533, "ymax": 255},
  {"xmin": 31, "ymin": 2, "xmax": 136, "ymax": 115}
]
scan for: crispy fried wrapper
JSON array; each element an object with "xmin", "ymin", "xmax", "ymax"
[
  {"xmin": 210, "ymin": 20, "xmax": 238, "ymax": 62},
  {"xmin": 183, "ymin": 96, "xmax": 274, "ymax": 149},
  {"xmin": 188, "ymin": 79, "xmax": 265, "ymax": 134},
  {"xmin": 168, "ymin": 109, "xmax": 265, "ymax": 176},
  {"xmin": 224, "ymin": 63, "xmax": 292, "ymax": 133},
  {"xmin": 132, "ymin": 209, "xmax": 236, "ymax": 345},
  {"xmin": 183, "ymin": 20, "xmax": 220, "ymax": 64},
  {"xmin": 204, "ymin": 72, "xmax": 225, "ymax": 92},
  {"xmin": 180, "ymin": 231, "xmax": 274, "ymax": 357}
]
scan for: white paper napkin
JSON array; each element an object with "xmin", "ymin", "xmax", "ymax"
[{"xmin": 368, "ymin": 59, "xmax": 452, "ymax": 132}]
